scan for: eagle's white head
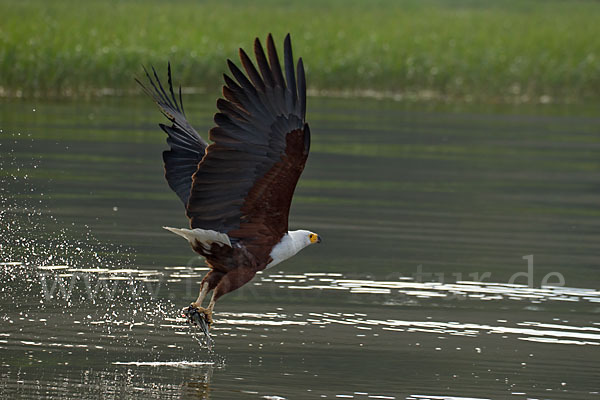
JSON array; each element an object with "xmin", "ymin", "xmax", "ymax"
[
  {"xmin": 291, "ymin": 229, "xmax": 322, "ymax": 246},
  {"xmin": 266, "ymin": 229, "xmax": 321, "ymax": 269}
]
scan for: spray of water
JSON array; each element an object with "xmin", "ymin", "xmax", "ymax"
[{"xmin": 0, "ymin": 132, "xmax": 220, "ymax": 360}]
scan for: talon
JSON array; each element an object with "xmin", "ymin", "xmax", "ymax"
[
  {"xmin": 183, "ymin": 304, "xmax": 213, "ymax": 328},
  {"xmin": 198, "ymin": 307, "xmax": 214, "ymax": 327}
]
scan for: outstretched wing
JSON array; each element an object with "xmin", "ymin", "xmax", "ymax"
[
  {"xmin": 136, "ymin": 64, "xmax": 208, "ymax": 206},
  {"xmin": 186, "ymin": 34, "xmax": 310, "ymax": 258}
]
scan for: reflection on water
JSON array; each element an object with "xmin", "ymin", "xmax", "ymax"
[
  {"xmin": 407, "ymin": 396, "xmax": 490, "ymax": 400},
  {"xmin": 1, "ymin": 96, "xmax": 599, "ymax": 399},
  {"xmin": 261, "ymin": 272, "xmax": 600, "ymax": 304},
  {"xmin": 112, "ymin": 361, "xmax": 215, "ymax": 367},
  {"xmin": 3, "ymin": 262, "xmax": 600, "ymax": 348},
  {"xmin": 2, "ymin": 259, "xmax": 600, "ymax": 398}
]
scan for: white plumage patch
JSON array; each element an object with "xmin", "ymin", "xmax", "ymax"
[
  {"xmin": 266, "ymin": 230, "xmax": 313, "ymax": 269},
  {"xmin": 163, "ymin": 226, "xmax": 232, "ymax": 249}
]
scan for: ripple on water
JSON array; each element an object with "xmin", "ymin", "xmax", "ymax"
[
  {"xmin": 253, "ymin": 271, "xmax": 600, "ymax": 304},
  {"xmin": 112, "ymin": 361, "xmax": 215, "ymax": 368},
  {"xmin": 8, "ymin": 262, "xmax": 600, "ymax": 306},
  {"xmin": 3, "ymin": 262, "xmax": 600, "ymax": 347},
  {"xmin": 407, "ymin": 396, "xmax": 491, "ymax": 400}
]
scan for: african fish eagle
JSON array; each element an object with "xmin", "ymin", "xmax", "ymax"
[{"xmin": 137, "ymin": 34, "xmax": 320, "ymax": 327}]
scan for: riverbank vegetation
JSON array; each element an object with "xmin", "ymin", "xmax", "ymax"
[{"xmin": 2, "ymin": 0, "xmax": 599, "ymax": 103}]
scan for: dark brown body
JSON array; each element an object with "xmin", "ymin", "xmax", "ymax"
[
  {"xmin": 192, "ymin": 241, "xmax": 262, "ymax": 303},
  {"xmin": 189, "ymin": 126, "xmax": 309, "ymax": 303}
]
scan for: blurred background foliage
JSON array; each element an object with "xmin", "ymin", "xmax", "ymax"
[{"xmin": 1, "ymin": 0, "xmax": 599, "ymax": 103}]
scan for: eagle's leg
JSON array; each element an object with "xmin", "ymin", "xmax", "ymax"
[
  {"xmin": 203, "ymin": 294, "xmax": 217, "ymax": 326},
  {"xmin": 191, "ymin": 282, "xmax": 210, "ymax": 309},
  {"xmin": 190, "ymin": 270, "xmax": 224, "ymax": 308},
  {"xmin": 185, "ymin": 270, "xmax": 223, "ymax": 326},
  {"xmin": 201, "ymin": 267, "xmax": 258, "ymax": 328}
]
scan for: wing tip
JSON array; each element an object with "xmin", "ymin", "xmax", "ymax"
[
  {"xmin": 303, "ymin": 123, "xmax": 311, "ymax": 154},
  {"xmin": 297, "ymin": 57, "xmax": 306, "ymax": 119}
]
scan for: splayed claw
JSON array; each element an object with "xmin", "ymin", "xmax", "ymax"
[{"xmin": 183, "ymin": 305, "xmax": 213, "ymax": 348}]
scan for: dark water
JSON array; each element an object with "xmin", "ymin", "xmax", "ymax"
[{"xmin": 1, "ymin": 95, "xmax": 599, "ymax": 399}]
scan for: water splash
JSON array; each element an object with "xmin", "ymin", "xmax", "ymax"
[
  {"xmin": 0, "ymin": 135, "xmax": 214, "ymax": 358},
  {"xmin": 0, "ymin": 134, "xmax": 133, "ymax": 268}
]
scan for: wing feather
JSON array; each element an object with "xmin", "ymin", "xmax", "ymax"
[
  {"xmin": 283, "ymin": 34, "xmax": 298, "ymax": 113},
  {"xmin": 239, "ymin": 48, "xmax": 266, "ymax": 93},
  {"xmin": 137, "ymin": 64, "xmax": 207, "ymax": 205},
  {"xmin": 187, "ymin": 34, "xmax": 310, "ymax": 260},
  {"xmin": 297, "ymin": 58, "xmax": 307, "ymax": 120},
  {"xmin": 254, "ymin": 38, "xmax": 275, "ymax": 88},
  {"xmin": 267, "ymin": 34, "xmax": 286, "ymax": 88}
]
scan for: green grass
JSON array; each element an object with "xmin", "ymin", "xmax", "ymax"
[{"xmin": 1, "ymin": 0, "xmax": 600, "ymax": 103}]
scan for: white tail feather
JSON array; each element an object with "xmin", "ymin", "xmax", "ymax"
[{"xmin": 163, "ymin": 226, "xmax": 232, "ymax": 248}]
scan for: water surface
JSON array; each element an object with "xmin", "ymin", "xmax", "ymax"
[{"xmin": 1, "ymin": 96, "xmax": 599, "ymax": 399}]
